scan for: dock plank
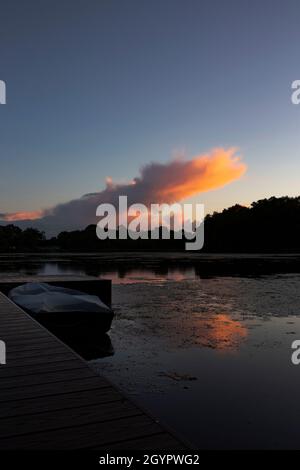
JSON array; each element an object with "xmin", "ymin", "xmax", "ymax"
[
  {"xmin": 0, "ymin": 388, "xmax": 124, "ymax": 419},
  {"xmin": 0, "ymin": 359, "xmax": 86, "ymax": 378},
  {"xmin": 0, "ymin": 366, "xmax": 95, "ymax": 389},
  {"xmin": 0, "ymin": 401, "xmax": 142, "ymax": 438},
  {"xmin": 0, "ymin": 415, "xmax": 166, "ymax": 449},
  {"xmin": 0, "ymin": 376, "xmax": 111, "ymax": 402}
]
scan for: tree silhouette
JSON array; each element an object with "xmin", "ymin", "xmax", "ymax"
[{"xmin": 1, "ymin": 196, "xmax": 300, "ymax": 252}]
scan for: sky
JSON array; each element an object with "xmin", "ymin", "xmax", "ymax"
[{"xmin": 1, "ymin": 0, "xmax": 300, "ymax": 233}]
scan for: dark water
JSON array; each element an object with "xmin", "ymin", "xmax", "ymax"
[{"xmin": 1, "ymin": 255, "xmax": 300, "ymax": 449}]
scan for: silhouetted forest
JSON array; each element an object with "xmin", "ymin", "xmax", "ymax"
[
  {"xmin": 1, "ymin": 196, "xmax": 300, "ymax": 252},
  {"xmin": 204, "ymin": 196, "xmax": 300, "ymax": 252},
  {"xmin": 0, "ymin": 225, "xmax": 46, "ymax": 252}
]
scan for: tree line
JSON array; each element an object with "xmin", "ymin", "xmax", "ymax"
[{"xmin": 1, "ymin": 196, "xmax": 300, "ymax": 252}]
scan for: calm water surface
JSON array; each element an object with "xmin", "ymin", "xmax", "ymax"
[{"xmin": 1, "ymin": 258, "xmax": 300, "ymax": 449}]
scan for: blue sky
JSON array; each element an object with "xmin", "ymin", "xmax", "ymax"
[{"xmin": 1, "ymin": 0, "xmax": 300, "ymax": 218}]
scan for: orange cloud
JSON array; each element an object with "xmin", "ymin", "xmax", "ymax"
[
  {"xmin": 156, "ymin": 148, "xmax": 246, "ymax": 202},
  {"xmin": 2, "ymin": 210, "xmax": 45, "ymax": 222},
  {"xmin": 0, "ymin": 147, "xmax": 246, "ymax": 234}
]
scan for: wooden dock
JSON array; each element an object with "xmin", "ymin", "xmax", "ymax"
[{"xmin": 0, "ymin": 279, "xmax": 186, "ymax": 450}]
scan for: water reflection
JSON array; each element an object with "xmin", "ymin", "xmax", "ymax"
[
  {"xmin": 0, "ymin": 259, "xmax": 197, "ymax": 282},
  {"xmin": 63, "ymin": 333, "xmax": 114, "ymax": 361},
  {"xmin": 1, "ymin": 254, "xmax": 300, "ymax": 281},
  {"xmin": 98, "ymin": 268, "xmax": 196, "ymax": 284},
  {"xmin": 50, "ymin": 328, "xmax": 114, "ymax": 361},
  {"xmin": 192, "ymin": 313, "xmax": 248, "ymax": 351}
]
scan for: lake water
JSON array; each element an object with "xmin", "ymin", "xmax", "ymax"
[{"xmin": 1, "ymin": 255, "xmax": 300, "ymax": 449}]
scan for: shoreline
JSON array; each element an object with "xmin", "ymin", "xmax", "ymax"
[{"xmin": 1, "ymin": 252, "xmax": 300, "ymax": 277}]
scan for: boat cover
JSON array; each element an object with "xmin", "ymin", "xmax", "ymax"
[{"xmin": 8, "ymin": 282, "xmax": 111, "ymax": 315}]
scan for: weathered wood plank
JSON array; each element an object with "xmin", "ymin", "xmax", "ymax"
[
  {"xmin": 0, "ymin": 388, "xmax": 124, "ymax": 419},
  {"xmin": 3, "ymin": 352, "xmax": 78, "ymax": 367},
  {"xmin": 6, "ymin": 344, "xmax": 72, "ymax": 359},
  {"xmin": 0, "ymin": 376, "xmax": 110, "ymax": 402},
  {"xmin": 6, "ymin": 340, "xmax": 69, "ymax": 354},
  {"xmin": 0, "ymin": 366, "xmax": 95, "ymax": 389},
  {"xmin": 0, "ymin": 415, "xmax": 165, "ymax": 449},
  {"xmin": 0, "ymin": 359, "xmax": 85, "ymax": 378},
  {"xmin": 0, "ymin": 401, "xmax": 142, "ymax": 438},
  {"xmin": 0, "ymin": 330, "xmax": 54, "ymax": 342}
]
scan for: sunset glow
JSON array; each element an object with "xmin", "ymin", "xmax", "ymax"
[
  {"xmin": 158, "ymin": 148, "xmax": 247, "ymax": 202},
  {"xmin": 195, "ymin": 313, "xmax": 248, "ymax": 351},
  {"xmin": 1, "ymin": 210, "xmax": 45, "ymax": 222},
  {"xmin": 0, "ymin": 148, "xmax": 246, "ymax": 232}
]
